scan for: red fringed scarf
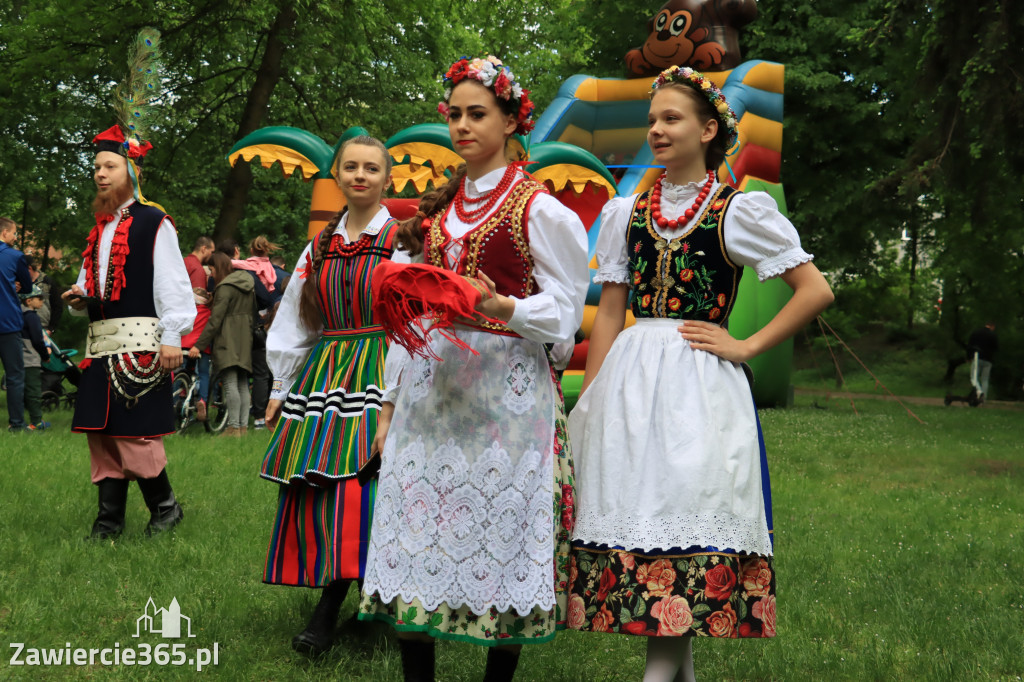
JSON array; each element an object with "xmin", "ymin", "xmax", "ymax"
[
  {"xmin": 82, "ymin": 209, "xmax": 132, "ymax": 301},
  {"xmin": 371, "ymin": 260, "xmax": 500, "ymax": 360}
]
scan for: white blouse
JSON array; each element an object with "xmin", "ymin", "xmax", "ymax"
[
  {"xmin": 381, "ymin": 166, "xmax": 589, "ymax": 403},
  {"xmin": 70, "ymin": 198, "xmax": 196, "ymax": 348},
  {"xmin": 593, "ymin": 179, "xmax": 813, "ymax": 285},
  {"xmin": 267, "ymin": 206, "xmax": 409, "ymax": 401}
]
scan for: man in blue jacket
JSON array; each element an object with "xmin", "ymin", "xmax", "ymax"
[{"xmin": 0, "ymin": 217, "xmax": 33, "ymax": 431}]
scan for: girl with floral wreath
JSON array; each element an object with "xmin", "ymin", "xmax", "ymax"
[
  {"xmin": 358, "ymin": 55, "xmax": 589, "ymax": 682},
  {"xmin": 258, "ymin": 134, "xmax": 408, "ymax": 656},
  {"xmin": 566, "ymin": 65, "xmax": 834, "ymax": 681}
]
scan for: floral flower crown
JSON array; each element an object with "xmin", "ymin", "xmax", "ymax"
[
  {"xmin": 438, "ymin": 55, "xmax": 536, "ymax": 135},
  {"xmin": 651, "ymin": 65, "xmax": 739, "ymax": 150}
]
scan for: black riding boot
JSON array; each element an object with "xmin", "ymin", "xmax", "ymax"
[
  {"xmin": 483, "ymin": 647, "xmax": 521, "ymax": 682},
  {"xmin": 291, "ymin": 579, "xmax": 350, "ymax": 656},
  {"xmin": 398, "ymin": 638, "xmax": 435, "ymax": 682},
  {"xmin": 136, "ymin": 469, "xmax": 184, "ymax": 536},
  {"xmin": 88, "ymin": 478, "xmax": 130, "ymax": 540}
]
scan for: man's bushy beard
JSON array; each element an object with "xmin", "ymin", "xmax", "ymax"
[{"xmin": 92, "ymin": 178, "xmax": 134, "ymax": 216}]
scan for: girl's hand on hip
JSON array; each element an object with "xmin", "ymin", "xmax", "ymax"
[{"xmin": 678, "ymin": 320, "xmax": 750, "ymax": 363}]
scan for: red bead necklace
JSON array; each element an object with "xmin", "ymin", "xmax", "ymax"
[
  {"xmin": 650, "ymin": 170, "xmax": 716, "ymax": 230},
  {"xmin": 453, "ymin": 165, "xmax": 518, "ymax": 223}
]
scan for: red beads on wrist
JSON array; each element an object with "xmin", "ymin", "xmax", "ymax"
[{"xmin": 651, "ymin": 170, "xmax": 715, "ymax": 230}]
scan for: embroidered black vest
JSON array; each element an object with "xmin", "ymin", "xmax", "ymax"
[
  {"xmin": 87, "ymin": 202, "xmax": 167, "ymax": 322},
  {"xmin": 626, "ymin": 185, "xmax": 742, "ymax": 322},
  {"xmin": 74, "ymin": 202, "xmax": 175, "ymax": 437}
]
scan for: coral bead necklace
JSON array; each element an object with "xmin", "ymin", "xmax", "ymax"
[
  {"xmin": 650, "ymin": 170, "xmax": 716, "ymax": 230},
  {"xmin": 453, "ymin": 164, "xmax": 518, "ymax": 223}
]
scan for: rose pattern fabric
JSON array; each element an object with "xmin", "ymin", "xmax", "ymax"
[{"xmin": 568, "ymin": 548, "xmax": 775, "ymax": 638}]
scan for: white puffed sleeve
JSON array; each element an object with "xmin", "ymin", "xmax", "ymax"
[
  {"xmin": 379, "ymin": 250, "xmax": 422, "ymax": 404},
  {"xmin": 152, "ymin": 218, "xmax": 197, "ymax": 347},
  {"xmin": 504, "ymin": 193, "xmax": 589, "ymax": 345},
  {"xmin": 267, "ymin": 242, "xmax": 319, "ymax": 401},
  {"xmin": 591, "ymin": 196, "xmax": 635, "ymax": 285},
  {"xmin": 724, "ymin": 192, "xmax": 814, "ymax": 281}
]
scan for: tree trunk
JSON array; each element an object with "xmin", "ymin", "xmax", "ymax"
[
  {"xmin": 906, "ymin": 214, "xmax": 918, "ymax": 331},
  {"xmin": 212, "ymin": 3, "xmax": 297, "ymax": 242}
]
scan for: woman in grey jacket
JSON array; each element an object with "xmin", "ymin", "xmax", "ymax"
[{"xmin": 190, "ymin": 252, "xmax": 254, "ymax": 436}]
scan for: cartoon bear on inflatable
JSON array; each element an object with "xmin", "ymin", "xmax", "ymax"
[{"xmin": 625, "ymin": 0, "xmax": 758, "ymax": 76}]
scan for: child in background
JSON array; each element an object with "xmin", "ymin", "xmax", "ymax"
[
  {"xmin": 20, "ymin": 284, "xmax": 51, "ymax": 431},
  {"xmin": 233, "ymin": 235, "xmax": 282, "ymax": 293}
]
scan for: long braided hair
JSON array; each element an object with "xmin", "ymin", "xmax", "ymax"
[{"xmin": 298, "ymin": 135, "xmax": 392, "ymax": 331}]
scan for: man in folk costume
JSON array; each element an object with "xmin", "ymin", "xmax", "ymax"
[{"xmin": 62, "ymin": 28, "xmax": 196, "ymax": 540}]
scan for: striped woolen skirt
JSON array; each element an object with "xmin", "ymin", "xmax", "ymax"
[{"xmin": 261, "ymin": 327, "xmax": 384, "ymax": 585}]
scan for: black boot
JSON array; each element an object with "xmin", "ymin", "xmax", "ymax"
[
  {"xmin": 398, "ymin": 638, "xmax": 435, "ymax": 682},
  {"xmin": 88, "ymin": 478, "xmax": 130, "ymax": 540},
  {"xmin": 291, "ymin": 579, "xmax": 350, "ymax": 656},
  {"xmin": 136, "ymin": 469, "xmax": 183, "ymax": 536},
  {"xmin": 483, "ymin": 647, "xmax": 521, "ymax": 682}
]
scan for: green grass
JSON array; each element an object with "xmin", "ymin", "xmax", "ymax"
[
  {"xmin": 1, "ymin": 399, "xmax": 1022, "ymax": 681},
  {"xmin": 791, "ymin": 324, "xmax": 991, "ymax": 400}
]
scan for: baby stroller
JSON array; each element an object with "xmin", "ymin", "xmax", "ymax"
[{"xmin": 40, "ymin": 344, "xmax": 81, "ymax": 412}]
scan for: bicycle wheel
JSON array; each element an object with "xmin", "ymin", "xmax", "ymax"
[
  {"xmin": 171, "ymin": 373, "xmax": 195, "ymax": 434},
  {"xmin": 41, "ymin": 391, "xmax": 60, "ymax": 412},
  {"xmin": 205, "ymin": 370, "xmax": 229, "ymax": 433}
]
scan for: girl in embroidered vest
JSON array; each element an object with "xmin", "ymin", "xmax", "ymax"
[
  {"xmin": 358, "ymin": 56, "xmax": 589, "ymax": 681},
  {"xmin": 567, "ymin": 67, "xmax": 834, "ymax": 681},
  {"xmin": 258, "ymin": 135, "xmax": 407, "ymax": 656}
]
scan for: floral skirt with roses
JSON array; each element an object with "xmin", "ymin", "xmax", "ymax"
[{"xmin": 568, "ymin": 547, "xmax": 776, "ymax": 638}]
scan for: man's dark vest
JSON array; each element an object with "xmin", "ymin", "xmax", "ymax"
[{"xmin": 72, "ymin": 202, "xmax": 175, "ymax": 437}]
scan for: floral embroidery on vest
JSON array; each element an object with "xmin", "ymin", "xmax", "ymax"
[{"xmin": 627, "ymin": 185, "xmax": 741, "ymax": 322}]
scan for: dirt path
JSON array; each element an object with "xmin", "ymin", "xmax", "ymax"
[{"xmin": 793, "ymin": 388, "xmax": 1023, "ymax": 411}]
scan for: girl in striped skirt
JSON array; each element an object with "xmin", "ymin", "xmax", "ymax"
[{"xmin": 259, "ymin": 134, "xmax": 408, "ymax": 655}]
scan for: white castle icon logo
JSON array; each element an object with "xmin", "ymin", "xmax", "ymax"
[{"xmin": 133, "ymin": 597, "xmax": 196, "ymax": 638}]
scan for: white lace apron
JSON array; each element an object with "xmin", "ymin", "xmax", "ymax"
[{"xmin": 363, "ymin": 329, "xmax": 557, "ymax": 616}]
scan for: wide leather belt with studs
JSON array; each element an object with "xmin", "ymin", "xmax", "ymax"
[{"xmin": 86, "ymin": 317, "xmax": 163, "ymax": 359}]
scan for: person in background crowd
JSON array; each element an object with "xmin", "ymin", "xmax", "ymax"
[
  {"xmin": 183, "ymin": 236, "xmax": 214, "ymax": 290},
  {"xmin": 0, "ymin": 216, "xmax": 33, "ymax": 432},
  {"xmin": 182, "ymin": 236, "xmax": 214, "ymax": 419},
  {"xmin": 24, "ymin": 255, "xmax": 63, "ymax": 333},
  {"xmin": 234, "ymin": 236, "xmax": 281, "ymax": 294},
  {"xmin": 219, "ymin": 238, "xmax": 277, "ymax": 308},
  {"xmin": 190, "ymin": 251, "xmax": 255, "ymax": 436},
  {"xmin": 233, "ymin": 236, "xmax": 281, "ymax": 428},
  {"xmin": 269, "ymin": 254, "xmax": 289, "ymax": 285},
  {"xmin": 20, "ymin": 284, "xmax": 52, "ymax": 431},
  {"xmin": 967, "ymin": 321, "xmax": 998, "ymax": 402}
]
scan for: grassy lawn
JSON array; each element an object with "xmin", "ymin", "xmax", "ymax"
[{"xmin": 1, "ymin": 396, "xmax": 1022, "ymax": 681}]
